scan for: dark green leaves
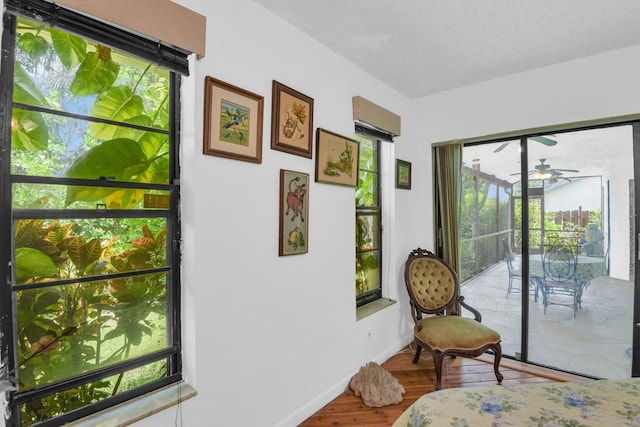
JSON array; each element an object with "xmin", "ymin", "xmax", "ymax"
[{"xmin": 18, "ymin": 33, "xmax": 49, "ymax": 60}]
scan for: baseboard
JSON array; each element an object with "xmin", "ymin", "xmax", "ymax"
[{"xmin": 273, "ymin": 337, "xmax": 412, "ymax": 427}]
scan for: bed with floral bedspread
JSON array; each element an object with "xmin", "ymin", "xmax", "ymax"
[{"xmin": 393, "ymin": 378, "xmax": 640, "ymax": 426}]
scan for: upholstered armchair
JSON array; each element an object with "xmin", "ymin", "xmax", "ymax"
[{"xmin": 404, "ymin": 247, "xmax": 503, "ymax": 390}]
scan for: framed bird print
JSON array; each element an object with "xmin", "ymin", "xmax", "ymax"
[{"xmin": 203, "ymin": 76, "xmax": 264, "ymax": 163}]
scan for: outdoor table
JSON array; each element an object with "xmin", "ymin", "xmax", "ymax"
[{"xmin": 529, "ymin": 254, "xmax": 606, "ymax": 287}]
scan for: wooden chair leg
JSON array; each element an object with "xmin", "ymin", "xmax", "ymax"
[
  {"xmin": 493, "ymin": 345, "xmax": 504, "ymax": 384},
  {"xmin": 432, "ymin": 352, "xmax": 444, "ymax": 390},
  {"xmin": 412, "ymin": 343, "xmax": 422, "ymax": 364}
]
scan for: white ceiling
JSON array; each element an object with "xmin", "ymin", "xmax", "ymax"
[{"xmin": 250, "ymin": 0, "xmax": 640, "ymax": 99}]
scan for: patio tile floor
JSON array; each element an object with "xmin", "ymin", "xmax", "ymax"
[{"xmin": 460, "ymin": 261, "xmax": 633, "ymax": 379}]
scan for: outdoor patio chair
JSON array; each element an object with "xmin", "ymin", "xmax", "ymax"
[
  {"xmin": 505, "ymin": 251, "xmax": 541, "ymax": 302},
  {"xmin": 404, "ymin": 247, "xmax": 503, "ymax": 390},
  {"xmin": 541, "ymin": 244, "xmax": 580, "ymax": 317}
]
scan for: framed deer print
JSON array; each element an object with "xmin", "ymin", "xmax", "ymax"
[
  {"xmin": 279, "ymin": 169, "xmax": 309, "ymax": 256},
  {"xmin": 315, "ymin": 128, "xmax": 359, "ymax": 187},
  {"xmin": 271, "ymin": 80, "xmax": 314, "ymax": 158},
  {"xmin": 203, "ymin": 76, "xmax": 264, "ymax": 163}
]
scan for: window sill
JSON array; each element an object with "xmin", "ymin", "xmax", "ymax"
[
  {"xmin": 67, "ymin": 381, "xmax": 197, "ymax": 427},
  {"xmin": 356, "ymin": 298, "xmax": 396, "ymax": 321}
]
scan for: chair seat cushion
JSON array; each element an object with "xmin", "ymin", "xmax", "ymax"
[{"xmin": 415, "ymin": 316, "xmax": 500, "ymax": 352}]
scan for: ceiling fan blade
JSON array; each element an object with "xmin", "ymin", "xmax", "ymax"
[
  {"xmin": 531, "ymin": 136, "xmax": 557, "ymax": 146},
  {"xmin": 553, "ymin": 168, "xmax": 579, "ymax": 173},
  {"xmin": 493, "ymin": 142, "xmax": 510, "ymax": 153}
]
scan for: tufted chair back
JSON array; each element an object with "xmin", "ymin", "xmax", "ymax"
[{"xmin": 405, "ymin": 247, "xmax": 459, "ymax": 315}]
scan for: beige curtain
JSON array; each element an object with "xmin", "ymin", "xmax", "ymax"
[{"xmin": 433, "ymin": 143, "xmax": 463, "ymax": 274}]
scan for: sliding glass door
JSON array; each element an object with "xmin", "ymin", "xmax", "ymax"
[{"xmin": 460, "ymin": 124, "xmax": 637, "ymax": 379}]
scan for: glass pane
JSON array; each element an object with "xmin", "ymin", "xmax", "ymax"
[
  {"xmin": 357, "ymin": 137, "xmax": 378, "ymax": 171},
  {"xmin": 14, "ymin": 218, "xmax": 167, "ymax": 285},
  {"xmin": 13, "ymin": 183, "xmax": 169, "ymax": 210},
  {"xmin": 14, "ymin": 17, "xmax": 169, "ymax": 128},
  {"xmin": 12, "ymin": 109, "xmax": 169, "ymax": 183},
  {"xmin": 356, "ymin": 214, "xmax": 379, "ymax": 251},
  {"xmin": 527, "ymin": 128, "xmax": 633, "ymax": 379},
  {"xmin": 356, "ymin": 171, "xmax": 379, "ymax": 207},
  {"xmin": 356, "ymin": 251, "xmax": 380, "ymax": 297},
  {"xmin": 16, "ymin": 272, "xmax": 167, "ymax": 392},
  {"xmin": 19, "ymin": 359, "xmax": 167, "ymax": 426},
  {"xmin": 460, "ymin": 140, "xmax": 522, "ymax": 358}
]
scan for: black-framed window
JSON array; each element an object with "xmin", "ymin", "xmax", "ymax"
[
  {"xmin": 0, "ymin": 1, "xmax": 185, "ymax": 425},
  {"xmin": 355, "ymin": 125, "xmax": 388, "ymax": 307}
]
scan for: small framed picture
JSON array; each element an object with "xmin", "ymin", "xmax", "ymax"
[
  {"xmin": 396, "ymin": 159, "xmax": 412, "ymax": 189},
  {"xmin": 271, "ymin": 81, "xmax": 314, "ymax": 158},
  {"xmin": 279, "ymin": 169, "xmax": 309, "ymax": 256},
  {"xmin": 202, "ymin": 76, "xmax": 264, "ymax": 163},
  {"xmin": 314, "ymin": 128, "xmax": 359, "ymax": 187}
]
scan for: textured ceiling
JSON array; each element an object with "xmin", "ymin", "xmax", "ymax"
[{"xmin": 250, "ymin": 0, "xmax": 640, "ymax": 99}]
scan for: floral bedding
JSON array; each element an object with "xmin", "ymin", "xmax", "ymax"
[{"xmin": 393, "ymin": 378, "xmax": 640, "ymax": 426}]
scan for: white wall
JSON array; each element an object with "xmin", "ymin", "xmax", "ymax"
[{"xmin": 134, "ymin": 1, "xmax": 425, "ymax": 426}]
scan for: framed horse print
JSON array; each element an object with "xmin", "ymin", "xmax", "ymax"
[{"xmin": 279, "ymin": 169, "xmax": 309, "ymax": 256}]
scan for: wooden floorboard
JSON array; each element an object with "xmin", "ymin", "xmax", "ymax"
[{"xmin": 299, "ymin": 346, "xmax": 586, "ymax": 427}]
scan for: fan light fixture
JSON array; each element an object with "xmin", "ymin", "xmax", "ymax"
[{"xmin": 533, "ymin": 170, "xmax": 551, "ymax": 180}]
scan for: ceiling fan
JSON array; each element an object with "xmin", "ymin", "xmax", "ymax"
[
  {"xmin": 493, "ymin": 135, "xmax": 557, "ymax": 153},
  {"xmin": 511, "ymin": 159, "xmax": 579, "ymax": 181}
]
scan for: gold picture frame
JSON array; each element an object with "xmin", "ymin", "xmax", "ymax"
[
  {"xmin": 279, "ymin": 169, "xmax": 309, "ymax": 256},
  {"xmin": 315, "ymin": 128, "xmax": 359, "ymax": 187},
  {"xmin": 203, "ymin": 76, "xmax": 264, "ymax": 163},
  {"xmin": 270, "ymin": 80, "xmax": 314, "ymax": 158}
]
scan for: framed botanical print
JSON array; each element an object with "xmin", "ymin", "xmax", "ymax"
[
  {"xmin": 271, "ymin": 80, "xmax": 314, "ymax": 158},
  {"xmin": 315, "ymin": 128, "xmax": 359, "ymax": 187},
  {"xmin": 396, "ymin": 159, "xmax": 412, "ymax": 189}
]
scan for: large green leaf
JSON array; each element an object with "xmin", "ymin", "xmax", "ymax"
[
  {"xmin": 50, "ymin": 28, "xmax": 87, "ymax": 69},
  {"xmin": 13, "ymin": 62, "xmax": 49, "ymax": 107},
  {"xmin": 11, "ymin": 109, "xmax": 48, "ymax": 151},
  {"xmin": 70, "ymin": 47, "xmax": 119, "ymax": 97},
  {"xmin": 66, "ymin": 138, "xmax": 148, "ymax": 180},
  {"xmin": 89, "ymin": 86, "xmax": 144, "ymax": 140},
  {"xmin": 15, "ymin": 248, "xmax": 58, "ymax": 283},
  {"xmin": 18, "ymin": 33, "xmax": 49, "ymax": 60},
  {"xmin": 65, "ymin": 138, "xmax": 151, "ymax": 206},
  {"xmin": 113, "ymin": 115, "xmax": 166, "ymax": 158}
]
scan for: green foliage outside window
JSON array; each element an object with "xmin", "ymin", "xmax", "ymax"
[
  {"xmin": 6, "ymin": 15, "xmax": 175, "ymax": 426},
  {"xmin": 355, "ymin": 135, "xmax": 380, "ymax": 304}
]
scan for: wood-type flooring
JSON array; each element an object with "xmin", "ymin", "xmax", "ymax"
[{"xmin": 299, "ymin": 346, "xmax": 586, "ymax": 426}]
